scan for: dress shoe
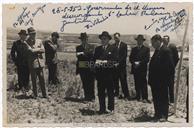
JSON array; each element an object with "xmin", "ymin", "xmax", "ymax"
[
  {"xmin": 124, "ymin": 96, "xmax": 131, "ymax": 101},
  {"xmin": 107, "ymin": 109, "xmax": 114, "ymax": 114},
  {"xmin": 151, "ymin": 116, "xmax": 159, "ymax": 122},
  {"xmin": 159, "ymin": 117, "xmax": 167, "ymax": 122},
  {"xmin": 142, "ymin": 99, "xmax": 151, "ymax": 103},
  {"xmin": 118, "ymin": 95, "xmax": 124, "ymax": 99},
  {"xmin": 97, "ymin": 110, "xmax": 108, "ymax": 115},
  {"xmin": 169, "ymin": 103, "xmax": 174, "ymax": 106},
  {"xmin": 42, "ymin": 95, "xmax": 48, "ymax": 98}
]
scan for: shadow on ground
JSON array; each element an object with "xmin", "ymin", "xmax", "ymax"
[
  {"xmin": 133, "ymin": 114, "xmax": 154, "ymax": 122},
  {"xmin": 79, "ymin": 108, "xmax": 96, "ymax": 116},
  {"xmin": 15, "ymin": 94, "xmax": 33, "ymax": 99},
  {"xmin": 64, "ymin": 97, "xmax": 86, "ymax": 103}
]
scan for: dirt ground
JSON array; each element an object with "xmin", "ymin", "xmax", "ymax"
[{"xmin": 6, "ymin": 52, "xmax": 188, "ymax": 124}]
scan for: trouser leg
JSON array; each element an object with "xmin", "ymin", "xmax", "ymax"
[
  {"xmin": 80, "ymin": 71, "xmax": 95, "ymax": 100},
  {"xmin": 113, "ymin": 68, "xmax": 119, "ymax": 96},
  {"xmin": 30, "ymin": 68, "xmax": 38, "ymax": 97},
  {"xmin": 120, "ymin": 68, "xmax": 129, "ymax": 97},
  {"xmin": 107, "ymin": 77, "xmax": 114, "ymax": 111},
  {"xmin": 22, "ymin": 66, "xmax": 30, "ymax": 90},
  {"xmin": 97, "ymin": 80, "xmax": 106, "ymax": 112},
  {"xmin": 17, "ymin": 66, "xmax": 23, "ymax": 90},
  {"xmin": 53, "ymin": 63, "xmax": 59, "ymax": 84},
  {"xmin": 88, "ymin": 72, "xmax": 95, "ymax": 100},
  {"xmin": 80, "ymin": 71, "xmax": 89, "ymax": 99},
  {"xmin": 141, "ymin": 72, "xmax": 148, "ymax": 100},
  {"xmin": 159, "ymin": 84, "xmax": 169, "ymax": 119},
  {"xmin": 47, "ymin": 64, "xmax": 52, "ymax": 84},
  {"xmin": 168, "ymin": 75, "xmax": 175, "ymax": 103},
  {"xmin": 151, "ymin": 85, "xmax": 160, "ymax": 118},
  {"xmin": 134, "ymin": 73, "xmax": 140, "ymax": 100},
  {"xmin": 37, "ymin": 68, "xmax": 47, "ymax": 97}
]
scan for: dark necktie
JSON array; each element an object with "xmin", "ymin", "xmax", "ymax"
[{"xmin": 153, "ymin": 50, "xmax": 159, "ymax": 58}]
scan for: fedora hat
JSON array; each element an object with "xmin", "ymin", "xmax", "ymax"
[
  {"xmin": 135, "ymin": 34, "xmax": 146, "ymax": 41},
  {"xmin": 99, "ymin": 31, "xmax": 112, "ymax": 40},
  {"xmin": 51, "ymin": 32, "xmax": 59, "ymax": 38},
  {"xmin": 27, "ymin": 27, "xmax": 36, "ymax": 34},
  {"xmin": 18, "ymin": 30, "xmax": 28, "ymax": 35},
  {"xmin": 78, "ymin": 32, "xmax": 88, "ymax": 39}
]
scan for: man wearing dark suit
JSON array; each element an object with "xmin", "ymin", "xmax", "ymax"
[
  {"xmin": 44, "ymin": 32, "xmax": 60, "ymax": 85},
  {"xmin": 129, "ymin": 35, "xmax": 150, "ymax": 102},
  {"xmin": 163, "ymin": 35, "xmax": 179, "ymax": 104},
  {"xmin": 10, "ymin": 30, "xmax": 29, "ymax": 92},
  {"xmin": 148, "ymin": 34, "xmax": 175, "ymax": 122},
  {"xmin": 76, "ymin": 32, "xmax": 95, "ymax": 101},
  {"xmin": 94, "ymin": 31, "xmax": 116, "ymax": 114},
  {"xmin": 112, "ymin": 33, "xmax": 129, "ymax": 99}
]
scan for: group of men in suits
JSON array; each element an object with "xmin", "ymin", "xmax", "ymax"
[
  {"xmin": 11, "ymin": 27, "xmax": 60, "ymax": 98},
  {"xmin": 11, "ymin": 28, "xmax": 179, "ymax": 121},
  {"xmin": 76, "ymin": 32, "xmax": 179, "ymax": 121}
]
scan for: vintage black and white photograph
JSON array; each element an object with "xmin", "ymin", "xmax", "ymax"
[{"xmin": 2, "ymin": 1, "xmax": 193, "ymax": 126}]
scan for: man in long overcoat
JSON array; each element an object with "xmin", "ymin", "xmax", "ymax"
[
  {"xmin": 148, "ymin": 34, "xmax": 175, "ymax": 122},
  {"xmin": 10, "ymin": 30, "xmax": 29, "ymax": 92}
]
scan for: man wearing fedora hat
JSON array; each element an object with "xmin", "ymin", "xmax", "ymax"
[
  {"xmin": 11, "ymin": 29, "xmax": 30, "ymax": 93},
  {"xmin": 129, "ymin": 34, "xmax": 150, "ymax": 103},
  {"xmin": 44, "ymin": 32, "xmax": 60, "ymax": 86},
  {"xmin": 148, "ymin": 34, "xmax": 174, "ymax": 122},
  {"xmin": 76, "ymin": 32, "xmax": 95, "ymax": 101},
  {"xmin": 94, "ymin": 31, "xmax": 117, "ymax": 114},
  {"xmin": 26, "ymin": 27, "xmax": 47, "ymax": 98}
]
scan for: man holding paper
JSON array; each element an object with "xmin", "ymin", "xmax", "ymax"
[
  {"xmin": 94, "ymin": 31, "xmax": 117, "ymax": 114},
  {"xmin": 129, "ymin": 35, "xmax": 150, "ymax": 103},
  {"xmin": 76, "ymin": 32, "xmax": 95, "ymax": 102}
]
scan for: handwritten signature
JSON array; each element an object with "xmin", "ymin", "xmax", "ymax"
[
  {"xmin": 13, "ymin": 4, "xmax": 46, "ymax": 28},
  {"xmin": 144, "ymin": 9, "xmax": 186, "ymax": 32}
]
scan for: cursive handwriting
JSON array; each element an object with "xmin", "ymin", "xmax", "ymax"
[
  {"xmin": 12, "ymin": 3, "xmax": 187, "ymax": 33},
  {"xmin": 56, "ymin": 4, "xmax": 186, "ymax": 32},
  {"xmin": 84, "ymin": 15, "xmax": 110, "ymax": 29},
  {"xmin": 144, "ymin": 9, "xmax": 186, "ymax": 32},
  {"xmin": 32, "ymin": 4, "xmax": 46, "ymax": 17},
  {"xmin": 13, "ymin": 4, "xmax": 46, "ymax": 28}
]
